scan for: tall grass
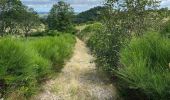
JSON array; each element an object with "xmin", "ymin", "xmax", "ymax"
[
  {"xmin": 0, "ymin": 34, "xmax": 76, "ymax": 99},
  {"xmin": 29, "ymin": 34, "xmax": 76, "ymax": 70},
  {"xmin": 0, "ymin": 38, "xmax": 45, "ymax": 97},
  {"xmin": 117, "ymin": 32, "xmax": 170, "ymax": 100}
]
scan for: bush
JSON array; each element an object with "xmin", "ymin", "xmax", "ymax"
[
  {"xmin": 79, "ymin": 23, "xmax": 122, "ymax": 75},
  {"xmin": 117, "ymin": 32, "xmax": 170, "ymax": 100}
]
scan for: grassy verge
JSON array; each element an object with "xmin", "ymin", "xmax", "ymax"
[{"xmin": 0, "ymin": 33, "xmax": 76, "ymax": 99}]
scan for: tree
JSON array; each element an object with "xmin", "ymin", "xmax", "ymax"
[
  {"xmin": 21, "ymin": 8, "xmax": 41, "ymax": 36},
  {"xmin": 47, "ymin": 1, "xmax": 74, "ymax": 32},
  {"xmin": 0, "ymin": 0, "xmax": 41, "ymax": 36},
  {"xmin": 104, "ymin": 0, "xmax": 161, "ymax": 36},
  {"xmin": 0, "ymin": 0, "xmax": 24, "ymax": 35}
]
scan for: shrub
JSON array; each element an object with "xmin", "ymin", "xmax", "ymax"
[
  {"xmin": 79, "ymin": 23, "xmax": 122, "ymax": 75},
  {"xmin": 117, "ymin": 32, "xmax": 170, "ymax": 100}
]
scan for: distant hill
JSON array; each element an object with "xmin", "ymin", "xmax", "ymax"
[
  {"xmin": 38, "ymin": 12, "xmax": 48, "ymax": 15},
  {"xmin": 38, "ymin": 12, "xmax": 80, "ymax": 18},
  {"xmin": 74, "ymin": 6, "xmax": 107, "ymax": 24},
  {"xmin": 38, "ymin": 12, "xmax": 48, "ymax": 18}
]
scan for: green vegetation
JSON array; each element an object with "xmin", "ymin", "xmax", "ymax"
[
  {"xmin": 77, "ymin": 23, "xmax": 103, "ymax": 41},
  {"xmin": 0, "ymin": 34, "xmax": 75, "ymax": 99},
  {"xmin": 0, "ymin": 0, "xmax": 77, "ymax": 99},
  {"xmin": 47, "ymin": 1, "xmax": 75, "ymax": 33},
  {"xmin": 78, "ymin": 0, "xmax": 170, "ymax": 98},
  {"xmin": 161, "ymin": 19, "xmax": 170, "ymax": 38},
  {"xmin": 0, "ymin": 0, "xmax": 41, "ymax": 36},
  {"xmin": 1, "ymin": 0, "xmax": 170, "ymax": 99},
  {"xmin": 79, "ymin": 23, "xmax": 121, "ymax": 74},
  {"xmin": 79, "ymin": 24, "xmax": 170, "ymax": 100},
  {"xmin": 117, "ymin": 32, "xmax": 170, "ymax": 100},
  {"xmin": 29, "ymin": 34, "xmax": 76, "ymax": 70}
]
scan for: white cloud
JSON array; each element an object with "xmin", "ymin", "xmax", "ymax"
[
  {"xmin": 21, "ymin": 0, "xmax": 170, "ymax": 12},
  {"xmin": 21, "ymin": 0, "xmax": 104, "ymax": 12},
  {"xmin": 161, "ymin": 0, "xmax": 170, "ymax": 8}
]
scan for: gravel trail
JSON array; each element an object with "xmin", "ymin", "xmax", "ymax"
[{"xmin": 32, "ymin": 38, "xmax": 117, "ymax": 100}]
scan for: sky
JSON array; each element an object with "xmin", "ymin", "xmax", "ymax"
[{"xmin": 21, "ymin": 0, "xmax": 170, "ymax": 13}]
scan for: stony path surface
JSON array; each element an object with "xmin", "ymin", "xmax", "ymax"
[{"xmin": 32, "ymin": 38, "xmax": 117, "ymax": 100}]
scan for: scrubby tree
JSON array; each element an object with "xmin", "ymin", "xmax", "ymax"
[{"xmin": 47, "ymin": 1, "xmax": 74, "ymax": 32}]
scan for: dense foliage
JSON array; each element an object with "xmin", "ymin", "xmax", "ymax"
[{"xmin": 0, "ymin": 33, "xmax": 76, "ymax": 99}]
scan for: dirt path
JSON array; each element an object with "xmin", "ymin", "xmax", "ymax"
[{"xmin": 32, "ymin": 38, "xmax": 117, "ymax": 100}]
